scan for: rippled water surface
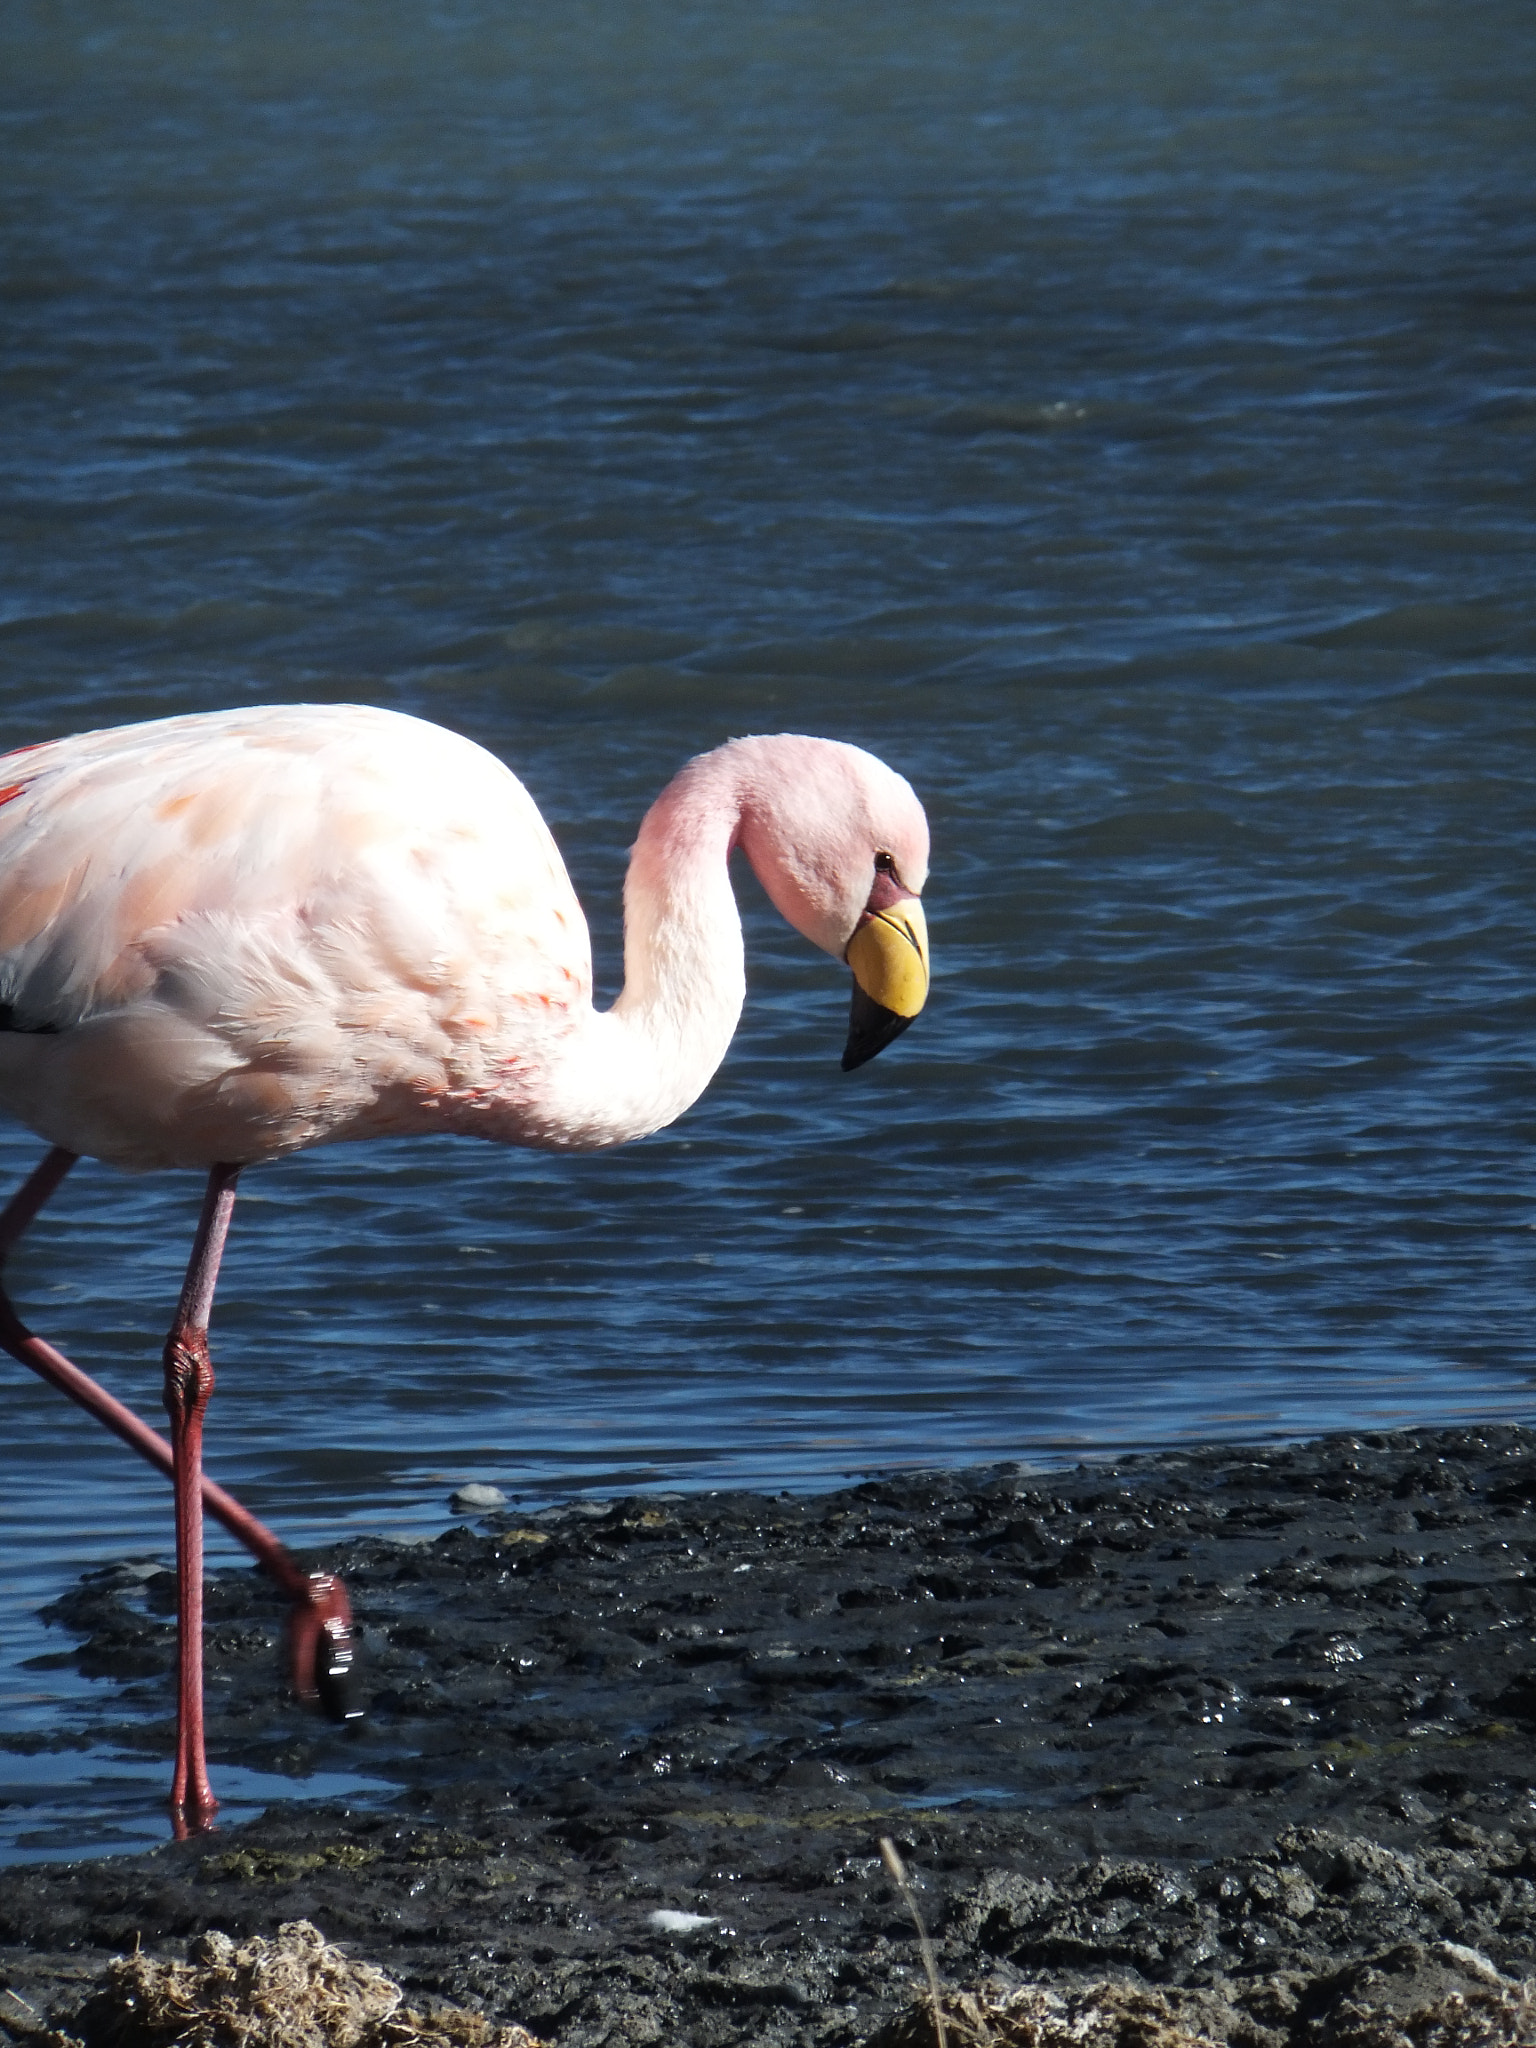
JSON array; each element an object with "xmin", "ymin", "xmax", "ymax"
[{"xmin": 2, "ymin": 0, "xmax": 1535, "ymax": 1858}]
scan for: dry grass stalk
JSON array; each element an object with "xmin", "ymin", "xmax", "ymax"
[
  {"xmin": 41, "ymin": 1920, "xmax": 542, "ymax": 2048},
  {"xmin": 879, "ymin": 1836, "xmax": 950, "ymax": 2048}
]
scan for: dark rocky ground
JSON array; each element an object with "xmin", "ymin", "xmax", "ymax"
[{"xmin": 6, "ymin": 1426, "xmax": 1536, "ymax": 2044}]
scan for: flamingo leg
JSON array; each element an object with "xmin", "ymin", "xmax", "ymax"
[
  {"xmin": 0, "ymin": 1150, "xmax": 361, "ymax": 1786},
  {"xmin": 161, "ymin": 1164, "xmax": 239, "ymax": 1821}
]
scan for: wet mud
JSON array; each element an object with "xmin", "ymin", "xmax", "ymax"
[{"xmin": 5, "ymin": 1427, "xmax": 1536, "ymax": 2044}]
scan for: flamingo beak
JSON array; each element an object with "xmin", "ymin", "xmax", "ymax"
[{"xmin": 842, "ymin": 898, "xmax": 929, "ymax": 1071}]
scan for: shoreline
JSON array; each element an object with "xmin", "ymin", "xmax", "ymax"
[{"xmin": 4, "ymin": 1424, "xmax": 1536, "ymax": 2044}]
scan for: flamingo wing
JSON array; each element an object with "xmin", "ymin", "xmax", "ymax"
[{"xmin": 0, "ymin": 705, "xmax": 592, "ymax": 1167}]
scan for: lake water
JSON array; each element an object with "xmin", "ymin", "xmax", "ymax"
[{"xmin": 2, "ymin": 0, "xmax": 1534, "ymax": 1860}]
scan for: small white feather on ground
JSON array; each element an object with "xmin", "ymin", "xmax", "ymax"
[{"xmin": 646, "ymin": 1910, "xmax": 718, "ymax": 1935}]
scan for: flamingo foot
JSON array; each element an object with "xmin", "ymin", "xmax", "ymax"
[
  {"xmin": 170, "ymin": 1787, "xmax": 219, "ymax": 1841},
  {"xmin": 289, "ymin": 1572, "xmax": 364, "ymax": 1723}
]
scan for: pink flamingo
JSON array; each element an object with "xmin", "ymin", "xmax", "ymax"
[{"xmin": 0, "ymin": 704, "xmax": 930, "ymax": 1827}]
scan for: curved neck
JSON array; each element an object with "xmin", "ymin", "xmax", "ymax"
[{"xmin": 532, "ymin": 749, "xmax": 749, "ymax": 1149}]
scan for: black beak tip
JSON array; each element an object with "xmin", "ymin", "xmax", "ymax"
[{"xmin": 842, "ymin": 984, "xmax": 917, "ymax": 1072}]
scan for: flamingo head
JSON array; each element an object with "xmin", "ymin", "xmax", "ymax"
[{"xmin": 731, "ymin": 735, "xmax": 931, "ymax": 1071}]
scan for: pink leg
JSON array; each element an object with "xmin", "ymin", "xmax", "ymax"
[
  {"xmin": 0, "ymin": 1151, "xmax": 360, "ymax": 1791},
  {"xmin": 162, "ymin": 1163, "xmax": 240, "ymax": 1821}
]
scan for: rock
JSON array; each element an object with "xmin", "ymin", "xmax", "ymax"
[{"xmin": 448, "ymin": 1484, "xmax": 507, "ymax": 1513}]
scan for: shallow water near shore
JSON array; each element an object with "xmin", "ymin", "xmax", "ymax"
[{"xmin": 2, "ymin": 0, "xmax": 1535, "ymax": 1860}]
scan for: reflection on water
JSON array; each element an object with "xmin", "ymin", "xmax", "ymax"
[
  {"xmin": 0, "ymin": 1742, "xmax": 397, "ymax": 1866},
  {"xmin": 2, "ymin": 0, "xmax": 1535, "ymax": 1857}
]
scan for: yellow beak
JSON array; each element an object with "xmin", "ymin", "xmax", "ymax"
[{"xmin": 842, "ymin": 899, "xmax": 929, "ymax": 1071}]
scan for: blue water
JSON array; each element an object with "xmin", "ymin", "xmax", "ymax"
[{"xmin": 2, "ymin": 0, "xmax": 1535, "ymax": 1859}]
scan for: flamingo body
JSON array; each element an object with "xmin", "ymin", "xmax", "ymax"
[
  {"xmin": 0, "ymin": 706, "xmax": 928, "ymax": 1169},
  {"xmin": 0, "ymin": 703, "xmax": 930, "ymax": 1823},
  {"xmin": 0, "ymin": 706, "xmax": 593, "ymax": 1169}
]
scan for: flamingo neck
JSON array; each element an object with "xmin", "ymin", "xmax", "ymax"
[{"xmin": 528, "ymin": 749, "xmax": 748, "ymax": 1149}]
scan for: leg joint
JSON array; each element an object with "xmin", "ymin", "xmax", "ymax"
[{"xmin": 163, "ymin": 1330, "xmax": 216, "ymax": 1421}]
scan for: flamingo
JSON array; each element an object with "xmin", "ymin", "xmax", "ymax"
[{"xmin": 0, "ymin": 704, "xmax": 930, "ymax": 1827}]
